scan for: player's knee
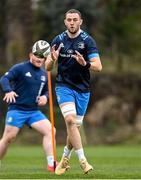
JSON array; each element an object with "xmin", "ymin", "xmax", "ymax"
[
  {"xmin": 65, "ymin": 114, "xmax": 76, "ymax": 127},
  {"xmin": 45, "ymin": 126, "xmax": 56, "ymax": 137},
  {"xmin": 4, "ymin": 133, "xmax": 16, "ymax": 144}
]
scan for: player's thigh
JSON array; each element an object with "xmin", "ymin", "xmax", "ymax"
[
  {"xmin": 28, "ymin": 111, "xmax": 51, "ymax": 135},
  {"xmin": 55, "ymin": 86, "xmax": 76, "ymax": 117},
  {"xmin": 2, "ymin": 125, "xmax": 20, "ymax": 140},
  {"xmin": 31, "ymin": 120, "xmax": 52, "ymax": 135}
]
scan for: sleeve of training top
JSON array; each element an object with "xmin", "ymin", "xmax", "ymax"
[
  {"xmin": 41, "ymin": 80, "xmax": 49, "ymax": 99},
  {"xmin": 51, "ymin": 36, "xmax": 60, "ymax": 49},
  {"xmin": 0, "ymin": 64, "xmax": 20, "ymax": 93},
  {"xmin": 86, "ymin": 37, "xmax": 100, "ymax": 60}
]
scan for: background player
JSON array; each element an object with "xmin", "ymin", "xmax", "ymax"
[{"xmin": 0, "ymin": 40, "xmax": 56, "ymax": 172}]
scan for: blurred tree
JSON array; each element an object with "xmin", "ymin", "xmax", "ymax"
[
  {"xmin": 5, "ymin": 0, "xmax": 33, "ymax": 66},
  {"xmin": 0, "ymin": 0, "xmax": 141, "ymax": 71},
  {"xmin": 33, "ymin": 0, "xmax": 141, "ymax": 72},
  {"xmin": 0, "ymin": 0, "xmax": 6, "ymax": 68},
  {"xmin": 33, "ymin": 0, "xmax": 106, "ymax": 42},
  {"xmin": 101, "ymin": 0, "xmax": 141, "ymax": 71}
]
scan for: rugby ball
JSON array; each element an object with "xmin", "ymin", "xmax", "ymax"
[{"xmin": 32, "ymin": 40, "xmax": 50, "ymax": 58}]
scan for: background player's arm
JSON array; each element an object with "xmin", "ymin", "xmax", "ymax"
[
  {"xmin": 0, "ymin": 66, "xmax": 19, "ymax": 103},
  {"xmin": 37, "ymin": 95, "xmax": 47, "ymax": 106},
  {"xmin": 37, "ymin": 81, "xmax": 48, "ymax": 106},
  {"xmin": 3, "ymin": 91, "xmax": 18, "ymax": 103}
]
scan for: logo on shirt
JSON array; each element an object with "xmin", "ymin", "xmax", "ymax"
[
  {"xmin": 25, "ymin": 72, "xmax": 32, "ymax": 77},
  {"xmin": 78, "ymin": 42, "xmax": 85, "ymax": 49},
  {"xmin": 67, "ymin": 49, "xmax": 74, "ymax": 54},
  {"xmin": 60, "ymin": 43, "xmax": 64, "ymax": 48},
  {"xmin": 41, "ymin": 75, "xmax": 46, "ymax": 81}
]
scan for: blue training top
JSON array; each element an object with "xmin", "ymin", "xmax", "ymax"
[
  {"xmin": 51, "ymin": 30, "xmax": 100, "ymax": 92},
  {"xmin": 0, "ymin": 61, "xmax": 48, "ymax": 111}
]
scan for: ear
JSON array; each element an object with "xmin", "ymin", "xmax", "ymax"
[
  {"xmin": 29, "ymin": 52, "xmax": 32, "ymax": 58},
  {"xmin": 29, "ymin": 53, "xmax": 33, "ymax": 61},
  {"xmin": 80, "ymin": 19, "xmax": 83, "ymax": 25},
  {"xmin": 64, "ymin": 19, "xmax": 67, "ymax": 26}
]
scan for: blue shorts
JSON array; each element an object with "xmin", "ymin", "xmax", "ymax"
[
  {"xmin": 55, "ymin": 86, "xmax": 90, "ymax": 116},
  {"xmin": 5, "ymin": 110, "xmax": 48, "ymax": 128}
]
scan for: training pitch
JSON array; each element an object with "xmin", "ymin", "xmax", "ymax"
[{"xmin": 0, "ymin": 145, "xmax": 141, "ymax": 179}]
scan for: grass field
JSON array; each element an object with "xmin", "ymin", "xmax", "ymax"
[{"xmin": 0, "ymin": 145, "xmax": 141, "ymax": 179}]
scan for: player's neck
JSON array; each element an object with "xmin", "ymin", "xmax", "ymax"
[{"xmin": 67, "ymin": 29, "xmax": 81, "ymax": 39}]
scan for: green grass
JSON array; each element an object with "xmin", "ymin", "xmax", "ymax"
[{"xmin": 0, "ymin": 145, "xmax": 141, "ymax": 179}]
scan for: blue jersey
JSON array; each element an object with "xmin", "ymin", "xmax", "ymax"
[
  {"xmin": 0, "ymin": 61, "xmax": 48, "ymax": 111},
  {"xmin": 51, "ymin": 30, "xmax": 99, "ymax": 92}
]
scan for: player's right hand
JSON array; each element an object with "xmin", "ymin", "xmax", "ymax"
[
  {"xmin": 51, "ymin": 43, "xmax": 62, "ymax": 61},
  {"xmin": 3, "ymin": 91, "xmax": 18, "ymax": 103}
]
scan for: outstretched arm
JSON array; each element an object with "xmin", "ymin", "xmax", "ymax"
[
  {"xmin": 89, "ymin": 56, "xmax": 102, "ymax": 71},
  {"xmin": 45, "ymin": 44, "xmax": 62, "ymax": 71},
  {"xmin": 72, "ymin": 50, "xmax": 102, "ymax": 71}
]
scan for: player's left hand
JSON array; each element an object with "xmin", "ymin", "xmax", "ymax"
[
  {"xmin": 72, "ymin": 50, "xmax": 86, "ymax": 66},
  {"xmin": 37, "ymin": 95, "xmax": 47, "ymax": 106}
]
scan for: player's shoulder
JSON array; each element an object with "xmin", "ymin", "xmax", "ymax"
[
  {"xmin": 54, "ymin": 31, "xmax": 67, "ymax": 41},
  {"xmin": 51, "ymin": 31, "xmax": 66, "ymax": 46},
  {"xmin": 41, "ymin": 67, "xmax": 47, "ymax": 74},
  {"xmin": 80, "ymin": 30, "xmax": 97, "ymax": 47},
  {"xmin": 40, "ymin": 67, "xmax": 47, "ymax": 76},
  {"xmin": 80, "ymin": 30, "xmax": 94, "ymax": 41},
  {"xmin": 11, "ymin": 61, "xmax": 27, "ymax": 71}
]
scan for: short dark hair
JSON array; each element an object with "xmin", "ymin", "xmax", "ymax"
[{"xmin": 65, "ymin": 9, "xmax": 82, "ymax": 19}]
